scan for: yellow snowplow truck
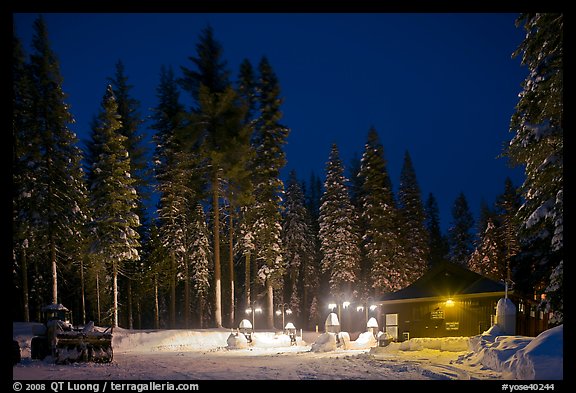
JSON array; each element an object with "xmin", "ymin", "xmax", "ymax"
[{"xmin": 30, "ymin": 304, "xmax": 113, "ymax": 364}]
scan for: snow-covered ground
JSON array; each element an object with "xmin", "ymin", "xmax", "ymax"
[{"xmin": 13, "ymin": 322, "xmax": 563, "ymax": 380}]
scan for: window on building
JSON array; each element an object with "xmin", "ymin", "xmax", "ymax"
[{"xmin": 385, "ymin": 313, "xmax": 398, "ymax": 340}]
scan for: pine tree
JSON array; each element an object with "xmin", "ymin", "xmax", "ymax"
[
  {"xmin": 152, "ymin": 65, "xmax": 203, "ymax": 327},
  {"xmin": 24, "ymin": 16, "xmax": 89, "ymax": 311},
  {"xmin": 397, "ymin": 151, "xmax": 429, "ymax": 282},
  {"xmin": 108, "ymin": 60, "xmax": 148, "ymax": 329},
  {"xmin": 504, "ymin": 13, "xmax": 563, "ymax": 322},
  {"xmin": 424, "ymin": 193, "xmax": 449, "ymax": 267},
  {"xmin": 447, "ymin": 192, "xmax": 475, "ymax": 266},
  {"xmin": 179, "ymin": 26, "xmax": 251, "ymax": 328},
  {"xmin": 282, "ymin": 170, "xmax": 316, "ymax": 326},
  {"xmin": 319, "ymin": 144, "xmax": 361, "ymax": 297},
  {"xmin": 88, "ymin": 85, "xmax": 141, "ymax": 327},
  {"xmin": 251, "ymin": 57, "xmax": 290, "ymax": 328},
  {"xmin": 357, "ymin": 128, "xmax": 402, "ymax": 294},
  {"xmin": 468, "ymin": 218, "xmax": 507, "ymax": 281},
  {"xmin": 13, "ymin": 31, "xmax": 36, "ymax": 322},
  {"xmin": 495, "ymin": 177, "xmax": 522, "ymax": 278}
]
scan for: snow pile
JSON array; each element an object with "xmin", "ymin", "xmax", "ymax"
[
  {"xmin": 373, "ymin": 336, "xmax": 469, "ymax": 353},
  {"xmin": 457, "ymin": 324, "xmax": 563, "ymax": 380},
  {"xmin": 504, "ymin": 324, "xmax": 563, "ymax": 380},
  {"xmin": 226, "ymin": 332, "xmax": 249, "ymax": 349},
  {"xmin": 252, "ymin": 332, "xmax": 298, "ymax": 347},
  {"xmin": 311, "ymin": 332, "xmax": 337, "ymax": 352},
  {"xmin": 347, "ymin": 331, "xmax": 377, "ymax": 350},
  {"xmin": 112, "ymin": 328, "xmax": 232, "ymax": 352}
]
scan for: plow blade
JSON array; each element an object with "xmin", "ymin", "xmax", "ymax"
[{"xmin": 54, "ymin": 329, "xmax": 113, "ymax": 364}]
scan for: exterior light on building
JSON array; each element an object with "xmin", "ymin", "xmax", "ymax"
[{"xmin": 446, "ymin": 298, "xmax": 455, "ymax": 307}]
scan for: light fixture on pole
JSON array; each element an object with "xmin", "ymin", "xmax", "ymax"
[
  {"xmin": 245, "ymin": 303, "xmax": 262, "ymax": 331},
  {"xmin": 275, "ymin": 303, "xmax": 292, "ymax": 331}
]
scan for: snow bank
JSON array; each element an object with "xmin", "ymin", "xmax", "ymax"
[
  {"xmin": 112, "ymin": 328, "xmax": 232, "ymax": 352},
  {"xmin": 347, "ymin": 331, "xmax": 377, "ymax": 350},
  {"xmin": 252, "ymin": 332, "xmax": 297, "ymax": 347},
  {"xmin": 226, "ymin": 332, "xmax": 249, "ymax": 349},
  {"xmin": 377, "ymin": 336, "xmax": 469, "ymax": 353},
  {"xmin": 311, "ymin": 332, "xmax": 337, "ymax": 352},
  {"xmin": 504, "ymin": 324, "xmax": 563, "ymax": 380},
  {"xmin": 457, "ymin": 324, "xmax": 563, "ymax": 380}
]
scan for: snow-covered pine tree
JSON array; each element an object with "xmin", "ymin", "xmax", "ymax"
[
  {"xmin": 504, "ymin": 13, "xmax": 563, "ymax": 323},
  {"xmin": 13, "ymin": 32, "xmax": 37, "ymax": 322},
  {"xmin": 179, "ymin": 26, "xmax": 251, "ymax": 328},
  {"xmin": 108, "ymin": 60, "xmax": 148, "ymax": 329},
  {"xmin": 282, "ymin": 170, "xmax": 316, "ymax": 325},
  {"xmin": 495, "ymin": 177, "xmax": 521, "ymax": 277},
  {"xmin": 152, "ymin": 65, "xmax": 202, "ymax": 327},
  {"xmin": 357, "ymin": 128, "xmax": 402, "ymax": 294},
  {"xmin": 424, "ymin": 193, "xmax": 449, "ymax": 267},
  {"xmin": 252, "ymin": 57, "xmax": 290, "ymax": 329},
  {"xmin": 22, "ymin": 16, "xmax": 89, "ymax": 313},
  {"xmin": 236, "ymin": 58, "xmax": 258, "ymax": 313},
  {"xmin": 188, "ymin": 204, "xmax": 212, "ymax": 328},
  {"xmin": 319, "ymin": 144, "xmax": 361, "ymax": 297},
  {"xmin": 468, "ymin": 218, "xmax": 507, "ymax": 281},
  {"xmin": 447, "ymin": 192, "xmax": 475, "ymax": 267},
  {"xmin": 88, "ymin": 85, "xmax": 141, "ymax": 328},
  {"xmin": 397, "ymin": 151, "xmax": 429, "ymax": 283}
]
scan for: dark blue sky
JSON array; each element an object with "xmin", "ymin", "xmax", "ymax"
[{"xmin": 13, "ymin": 13, "xmax": 527, "ymax": 234}]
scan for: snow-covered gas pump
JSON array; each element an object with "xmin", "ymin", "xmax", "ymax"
[
  {"xmin": 239, "ymin": 319, "xmax": 253, "ymax": 343},
  {"xmin": 285, "ymin": 322, "xmax": 297, "ymax": 345}
]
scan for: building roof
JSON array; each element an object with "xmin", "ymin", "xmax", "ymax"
[{"xmin": 378, "ymin": 261, "xmax": 507, "ymax": 304}]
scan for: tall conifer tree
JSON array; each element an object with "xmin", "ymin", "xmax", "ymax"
[
  {"xmin": 88, "ymin": 85, "xmax": 141, "ymax": 327},
  {"xmin": 504, "ymin": 13, "xmax": 563, "ymax": 322}
]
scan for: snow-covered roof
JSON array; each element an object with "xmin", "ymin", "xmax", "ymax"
[{"xmin": 378, "ymin": 261, "xmax": 506, "ymax": 303}]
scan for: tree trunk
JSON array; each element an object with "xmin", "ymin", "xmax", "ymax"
[
  {"xmin": 213, "ymin": 175, "xmax": 222, "ymax": 328},
  {"xmin": 127, "ymin": 278, "xmax": 133, "ymax": 329},
  {"xmin": 245, "ymin": 251, "xmax": 251, "ymax": 308},
  {"xmin": 170, "ymin": 251, "xmax": 176, "ymax": 328},
  {"xmin": 80, "ymin": 257, "xmax": 86, "ymax": 325},
  {"xmin": 266, "ymin": 280, "xmax": 274, "ymax": 329},
  {"xmin": 51, "ymin": 236, "xmax": 57, "ymax": 304},
  {"xmin": 229, "ymin": 212, "xmax": 235, "ymax": 327},
  {"xmin": 113, "ymin": 263, "xmax": 119, "ymax": 328},
  {"xmin": 96, "ymin": 272, "xmax": 101, "ymax": 325},
  {"xmin": 184, "ymin": 255, "xmax": 190, "ymax": 328},
  {"xmin": 21, "ymin": 245, "xmax": 30, "ymax": 322},
  {"xmin": 154, "ymin": 275, "xmax": 160, "ymax": 329}
]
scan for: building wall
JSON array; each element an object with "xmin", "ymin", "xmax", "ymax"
[{"xmin": 379, "ymin": 296, "xmax": 500, "ymax": 340}]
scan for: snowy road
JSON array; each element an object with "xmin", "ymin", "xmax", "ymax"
[{"xmin": 13, "ymin": 346, "xmax": 503, "ymax": 380}]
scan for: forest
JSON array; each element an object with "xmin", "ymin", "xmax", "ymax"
[{"xmin": 12, "ymin": 14, "xmax": 563, "ymax": 332}]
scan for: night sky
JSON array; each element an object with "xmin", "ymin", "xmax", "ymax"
[{"xmin": 13, "ymin": 12, "xmax": 527, "ymax": 234}]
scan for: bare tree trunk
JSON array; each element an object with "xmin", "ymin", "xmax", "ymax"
[
  {"xmin": 96, "ymin": 272, "xmax": 101, "ymax": 325},
  {"xmin": 154, "ymin": 275, "xmax": 160, "ymax": 329},
  {"xmin": 170, "ymin": 251, "xmax": 176, "ymax": 328},
  {"xmin": 80, "ymin": 257, "xmax": 86, "ymax": 325},
  {"xmin": 245, "ymin": 251, "xmax": 251, "ymax": 308},
  {"xmin": 184, "ymin": 255, "xmax": 190, "ymax": 328},
  {"xmin": 127, "ymin": 278, "xmax": 133, "ymax": 329},
  {"xmin": 113, "ymin": 263, "xmax": 119, "ymax": 328},
  {"xmin": 266, "ymin": 281, "xmax": 274, "ymax": 329},
  {"xmin": 50, "ymin": 237, "xmax": 57, "ymax": 304},
  {"xmin": 21, "ymin": 245, "xmax": 30, "ymax": 322},
  {"xmin": 213, "ymin": 176, "xmax": 222, "ymax": 328},
  {"xmin": 229, "ymin": 212, "xmax": 235, "ymax": 327}
]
